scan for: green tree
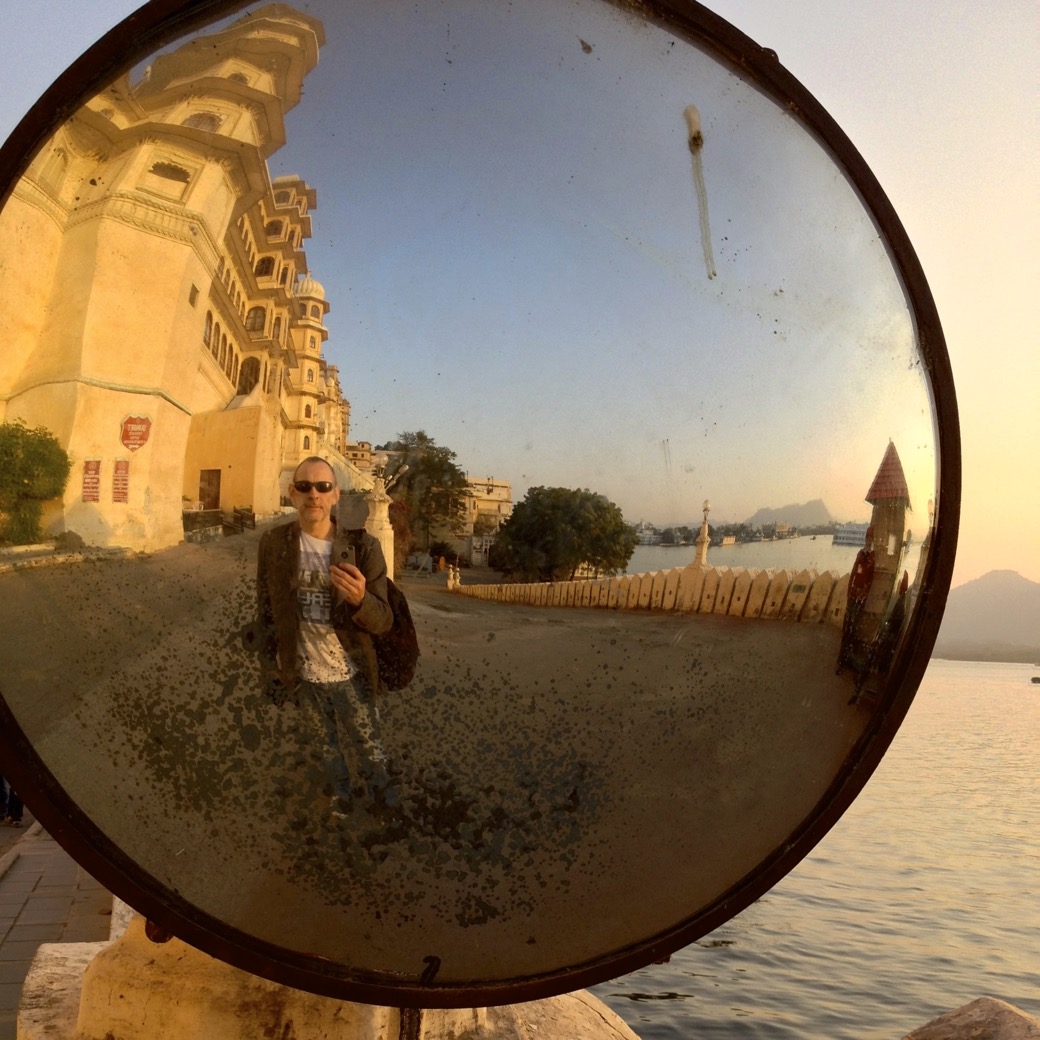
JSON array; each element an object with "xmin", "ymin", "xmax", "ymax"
[
  {"xmin": 489, "ymin": 486, "xmax": 637, "ymax": 581},
  {"xmin": 383, "ymin": 430, "xmax": 469, "ymax": 550},
  {"xmin": 0, "ymin": 421, "xmax": 72, "ymax": 545}
]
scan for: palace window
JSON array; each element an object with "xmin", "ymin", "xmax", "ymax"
[
  {"xmin": 211, "ymin": 323, "xmax": 221, "ymax": 357},
  {"xmin": 310, "ymin": 304, "xmax": 321, "ymax": 319},
  {"xmin": 39, "ymin": 148, "xmax": 69, "ymax": 193},
  {"xmin": 265, "ymin": 220, "xmax": 283, "ymax": 238},
  {"xmin": 255, "ymin": 257, "xmax": 275, "ymax": 277},
  {"xmin": 149, "ymin": 161, "xmax": 190, "ymax": 183},
  {"xmin": 245, "ymin": 306, "xmax": 266, "ymax": 333},
  {"xmin": 238, "ymin": 357, "xmax": 260, "ymax": 395},
  {"xmin": 303, "ymin": 436, "xmax": 311, "ymax": 450},
  {"xmin": 182, "ymin": 112, "xmax": 222, "ymax": 133},
  {"xmin": 203, "ymin": 311, "xmax": 212, "ymax": 346}
]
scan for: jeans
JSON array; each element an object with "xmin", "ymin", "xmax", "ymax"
[
  {"xmin": 296, "ymin": 677, "xmax": 389, "ymax": 806},
  {"xmin": 0, "ymin": 777, "xmax": 21, "ymax": 822}
]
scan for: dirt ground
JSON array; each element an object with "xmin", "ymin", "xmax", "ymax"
[{"xmin": 0, "ymin": 526, "xmax": 872, "ymax": 987}]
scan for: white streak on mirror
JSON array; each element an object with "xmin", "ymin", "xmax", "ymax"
[{"xmin": 684, "ymin": 103, "xmax": 716, "ymax": 279}]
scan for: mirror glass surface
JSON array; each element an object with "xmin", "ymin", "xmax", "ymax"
[{"xmin": 0, "ymin": 0, "xmax": 954, "ymax": 1004}]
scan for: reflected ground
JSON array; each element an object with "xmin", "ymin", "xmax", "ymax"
[{"xmin": 0, "ymin": 526, "xmax": 867, "ymax": 982}]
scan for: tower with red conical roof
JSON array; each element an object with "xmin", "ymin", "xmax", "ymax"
[{"xmin": 856, "ymin": 440, "xmax": 912, "ymax": 641}]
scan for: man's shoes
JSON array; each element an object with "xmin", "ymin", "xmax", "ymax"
[{"xmin": 329, "ymin": 795, "xmax": 352, "ymax": 820}]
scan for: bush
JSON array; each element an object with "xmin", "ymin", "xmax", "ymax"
[{"xmin": 0, "ymin": 421, "xmax": 72, "ymax": 545}]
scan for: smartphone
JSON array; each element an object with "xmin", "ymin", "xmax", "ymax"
[{"xmin": 332, "ymin": 536, "xmax": 356, "ymax": 570}]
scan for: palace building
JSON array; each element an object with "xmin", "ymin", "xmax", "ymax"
[{"xmin": 0, "ymin": 5, "xmax": 363, "ymax": 550}]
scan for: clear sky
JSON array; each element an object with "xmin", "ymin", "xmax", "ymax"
[{"xmin": 1, "ymin": 1, "xmax": 1035, "ymax": 587}]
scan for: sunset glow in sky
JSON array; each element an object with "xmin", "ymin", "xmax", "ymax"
[{"xmin": 1, "ymin": 1, "xmax": 1035, "ymax": 587}]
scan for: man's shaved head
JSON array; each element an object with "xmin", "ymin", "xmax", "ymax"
[{"xmin": 292, "ymin": 456, "xmax": 336, "ymax": 485}]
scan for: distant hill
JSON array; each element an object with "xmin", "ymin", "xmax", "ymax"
[
  {"xmin": 744, "ymin": 499, "xmax": 833, "ymax": 528},
  {"xmin": 932, "ymin": 570, "xmax": 1040, "ymax": 663}
]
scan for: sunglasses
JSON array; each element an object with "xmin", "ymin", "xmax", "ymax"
[{"xmin": 292, "ymin": 480, "xmax": 336, "ymax": 493}]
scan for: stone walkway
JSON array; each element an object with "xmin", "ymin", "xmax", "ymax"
[{"xmin": 0, "ymin": 819, "xmax": 111, "ymax": 1040}]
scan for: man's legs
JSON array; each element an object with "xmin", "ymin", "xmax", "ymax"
[
  {"xmin": 325, "ymin": 678, "xmax": 397, "ymax": 805},
  {"xmin": 296, "ymin": 680, "xmax": 354, "ymax": 809}
]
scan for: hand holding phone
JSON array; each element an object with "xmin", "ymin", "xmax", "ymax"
[{"xmin": 330, "ymin": 538, "xmax": 364, "ymax": 606}]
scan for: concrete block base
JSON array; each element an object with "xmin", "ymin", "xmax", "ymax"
[{"xmin": 19, "ymin": 913, "xmax": 641, "ymax": 1040}]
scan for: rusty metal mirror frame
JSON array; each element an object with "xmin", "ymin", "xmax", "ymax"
[{"xmin": 0, "ymin": 0, "xmax": 960, "ymax": 1009}]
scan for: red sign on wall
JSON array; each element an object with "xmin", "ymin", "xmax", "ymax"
[
  {"xmin": 113, "ymin": 460, "xmax": 130, "ymax": 504},
  {"xmin": 82, "ymin": 460, "xmax": 101, "ymax": 503},
  {"xmin": 120, "ymin": 415, "xmax": 152, "ymax": 452}
]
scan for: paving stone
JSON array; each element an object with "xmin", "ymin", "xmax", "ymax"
[
  {"xmin": 4, "ymin": 926, "xmax": 63, "ymax": 944},
  {"xmin": 0, "ymin": 942, "xmax": 46, "ymax": 963}
]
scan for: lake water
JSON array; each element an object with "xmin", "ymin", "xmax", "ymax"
[
  {"xmin": 626, "ymin": 539, "xmax": 923, "ymax": 581},
  {"xmin": 591, "ymin": 659, "xmax": 1040, "ymax": 1038}
]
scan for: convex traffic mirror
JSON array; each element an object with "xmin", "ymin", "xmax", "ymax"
[{"xmin": 0, "ymin": 0, "xmax": 958, "ymax": 1007}]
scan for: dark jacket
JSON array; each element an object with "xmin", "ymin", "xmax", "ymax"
[{"xmin": 256, "ymin": 520, "xmax": 392, "ymax": 695}]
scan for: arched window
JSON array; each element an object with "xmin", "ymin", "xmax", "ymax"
[
  {"xmin": 304, "ymin": 404, "xmax": 312, "ymax": 418},
  {"xmin": 310, "ymin": 304, "xmax": 321, "ymax": 319},
  {"xmin": 265, "ymin": 220, "xmax": 283, "ymax": 237},
  {"xmin": 39, "ymin": 148, "xmax": 69, "ymax": 194},
  {"xmin": 309, "ymin": 336, "xmax": 316, "ymax": 352},
  {"xmin": 228, "ymin": 72, "xmax": 248, "ymax": 85},
  {"xmin": 216, "ymin": 256, "xmax": 224, "ymax": 278},
  {"xmin": 238, "ymin": 357, "xmax": 260, "ymax": 395},
  {"xmin": 225, "ymin": 349, "xmax": 233, "ymax": 377},
  {"xmin": 203, "ymin": 311, "xmax": 212, "ymax": 346},
  {"xmin": 303, "ymin": 436, "xmax": 311, "ymax": 450},
  {"xmin": 211, "ymin": 323, "xmax": 221, "ymax": 357},
  {"xmin": 279, "ymin": 266, "xmax": 289, "ymax": 286},
  {"xmin": 245, "ymin": 306, "xmax": 266, "ymax": 332},
  {"xmin": 182, "ymin": 112, "xmax": 222, "ymax": 132},
  {"xmin": 223, "ymin": 270, "xmax": 231, "ymax": 290},
  {"xmin": 307, "ymin": 369, "xmax": 314, "ymax": 382},
  {"xmin": 272, "ymin": 316, "xmax": 282, "ymax": 342},
  {"xmin": 219, "ymin": 336, "xmax": 227, "ymax": 367},
  {"xmin": 254, "ymin": 256, "xmax": 275, "ymax": 278},
  {"xmin": 231, "ymin": 355, "xmax": 239, "ymax": 384},
  {"xmin": 275, "ymin": 190, "xmax": 291, "ymax": 204},
  {"xmin": 149, "ymin": 161, "xmax": 190, "ymax": 183}
]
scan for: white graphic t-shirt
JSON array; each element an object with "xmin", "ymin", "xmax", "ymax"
[{"xmin": 296, "ymin": 531, "xmax": 353, "ymax": 683}]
